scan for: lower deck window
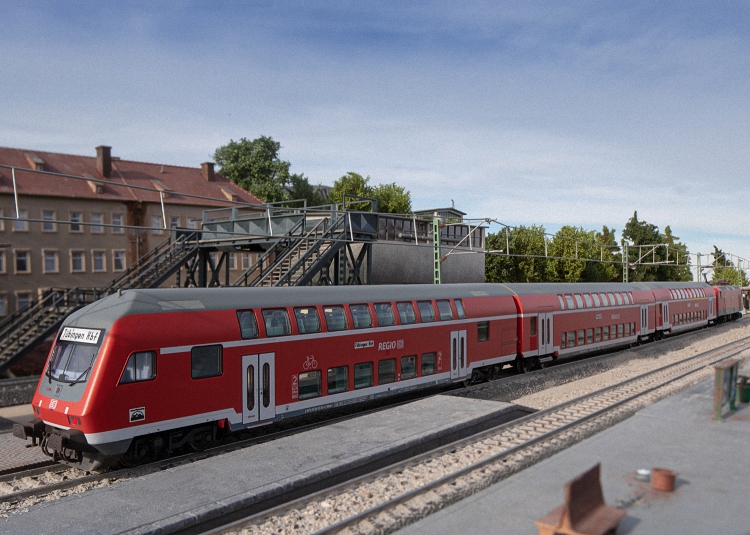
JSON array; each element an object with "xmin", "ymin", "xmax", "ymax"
[
  {"xmin": 618, "ymin": 324, "xmax": 624, "ymax": 338},
  {"xmin": 560, "ymin": 333, "xmax": 567, "ymax": 349},
  {"xmin": 595, "ymin": 327, "xmax": 601, "ymax": 342},
  {"xmin": 477, "ymin": 321, "xmax": 489, "ymax": 342},
  {"xmin": 354, "ymin": 362, "xmax": 373, "ymax": 389},
  {"xmin": 568, "ymin": 331, "xmax": 576, "ymax": 347},
  {"xmin": 298, "ymin": 370, "xmax": 322, "ymax": 399},
  {"xmin": 577, "ymin": 330, "xmax": 584, "ymax": 346},
  {"xmin": 586, "ymin": 328, "xmax": 593, "ymax": 344},
  {"xmin": 401, "ymin": 355, "xmax": 417, "ymax": 379},
  {"xmin": 191, "ymin": 345, "xmax": 222, "ymax": 379},
  {"xmin": 421, "ymin": 352, "xmax": 436, "ymax": 375},
  {"xmin": 327, "ymin": 366, "xmax": 348, "ymax": 394},
  {"xmin": 379, "ymin": 358, "xmax": 396, "ymax": 384},
  {"xmin": 603, "ymin": 326, "xmax": 609, "ymax": 341}
]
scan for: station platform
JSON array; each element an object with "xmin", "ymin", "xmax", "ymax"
[
  {"xmin": 399, "ymin": 362, "xmax": 750, "ymax": 535},
  {"xmin": 0, "ymin": 395, "xmax": 527, "ymax": 534},
  {"xmin": 0, "ymin": 404, "xmax": 50, "ymax": 474}
]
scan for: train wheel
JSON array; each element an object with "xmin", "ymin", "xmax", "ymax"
[
  {"xmin": 120, "ymin": 439, "xmax": 156, "ymax": 467},
  {"xmin": 515, "ymin": 356, "xmax": 532, "ymax": 374}
]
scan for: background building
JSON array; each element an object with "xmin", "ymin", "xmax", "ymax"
[{"xmin": 0, "ymin": 145, "xmax": 262, "ymax": 316}]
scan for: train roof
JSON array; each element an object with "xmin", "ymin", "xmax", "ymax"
[
  {"xmin": 62, "ymin": 283, "xmax": 518, "ymax": 330},
  {"xmin": 498, "ymin": 282, "xmax": 656, "ymax": 295}
]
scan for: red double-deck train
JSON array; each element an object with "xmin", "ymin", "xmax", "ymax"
[{"xmin": 14, "ymin": 282, "xmax": 743, "ymax": 470}]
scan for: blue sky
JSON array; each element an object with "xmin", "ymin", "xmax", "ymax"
[{"xmin": 2, "ymin": 2, "xmax": 749, "ymax": 273}]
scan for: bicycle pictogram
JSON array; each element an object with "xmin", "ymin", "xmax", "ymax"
[{"xmin": 303, "ymin": 355, "xmax": 318, "ymax": 370}]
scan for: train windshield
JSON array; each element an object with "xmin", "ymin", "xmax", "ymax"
[{"xmin": 47, "ymin": 328, "xmax": 104, "ymax": 384}]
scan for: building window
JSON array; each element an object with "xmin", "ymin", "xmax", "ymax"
[
  {"xmin": 0, "ymin": 294, "xmax": 7, "ymax": 316},
  {"xmin": 42, "ymin": 210, "xmax": 56, "ymax": 232},
  {"xmin": 170, "ymin": 216, "xmax": 180, "ymax": 229},
  {"xmin": 14, "ymin": 251, "xmax": 30, "ymax": 274},
  {"xmin": 17, "ymin": 292, "xmax": 32, "ymax": 313},
  {"xmin": 228, "ymin": 253, "xmax": 236, "ymax": 270},
  {"xmin": 91, "ymin": 213, "xmax": 103, "ymax": 233},
  {"xmin": 0, "ymin": 251, "xmax": 5, "ymax": 274},
  {"xmin": 112, "ymin": 214, "xmax": 124, "ymax": 233},
  {"xmin": 69, "ymin": 212, "xmax": 82, "ymax": 233},
  {"xmin": 242, "ymin": 253, "xmax": 252, "ymax": 270},
  {"xmin": 0, "ymin": 208, "xmax": 4, "ymax": 231},
  {"xmin": 43, "ymin": 250, "xmax": 59, "ymax": 273},
  {"xmin": 112, "ymin": 250, "xmax": 126, "ymax": 272},
  {"xmin": 13, "ymin": 209, "xmax": 29, "ymax": 232},
  {"xmin": 71, "ymin": 250, "xmax": 85, "ymax": 272},
  {"xmin": 92, "ymin": 251, "xmax": 106, "ymax": 272},
  {"xmin": 188, "ymin": 218, "xmax": 201, "ymax": 230},
  {"xmin": 152, "ymin": 215, "xmax": 163, "ymax": 235}
]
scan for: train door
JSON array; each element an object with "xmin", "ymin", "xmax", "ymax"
[
  {"xmin": 538, "ymin": 313, "xmax": 554, "ymax": 354},
  {"xmin": 662, "ymin": 303, "xmax": 670, "ymax": 328},
  {"xmin": 708, "ymin": 298, "xmax": 715, "ymax": 321},
  {"xmin": 640, "ymin": 305, "xmax": 648, "ymax": 337},
  {"xmin": 450, "ymin": 330, "xmax": 467, "ymax": 380},
  {"xmin": 242, "ymin": 353, "xmax": 276, "ymax": 425}
]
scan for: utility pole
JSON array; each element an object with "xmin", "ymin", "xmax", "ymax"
[
  {"xmin": 622, "ymin": 242, "xmax": 629, "ymax": 283},
  {"xmin": 433, "ymin": 217, "xmax": 441, "ymax": 284}
]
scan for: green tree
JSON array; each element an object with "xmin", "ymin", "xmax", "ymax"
[
  {"xmin": 546, "ymin": 226, "xmax": 602, "ymax": 282},
  {"xmin": 287, "ymin": 173, "xmax": 325, "ymax": 207},
  {"xmin": 214, "ymin": 136, "xmax": 293, "ymax": 203},
  {"xmin": 330, "ymin": 172, "xmax": 374, "ymax": 210},
  {"xmin": 593, "ymin": 226, "xmax": 621, "ymax": 282},
  {"xmin": 661, "ymin": 226, "xmax": 692, "ymax": 281},
  {"xmin": 485, "ymin": 225, "xmax": 550, "ymax": 282},
  {"xmin": 711, "ymin": 246, "xmax": 748, "ymax": 285},
  {"xmin": 330, "ymin": 173, "xmax": 412, "ymax": 213},
  {"xmin": 371, "ymin": 182, "xmax": 412, "ymax": 214}
]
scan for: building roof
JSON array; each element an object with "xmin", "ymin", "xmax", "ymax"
[{"xmin": 0, "ymin": 145, "xmax": 263, "ymax": 207}]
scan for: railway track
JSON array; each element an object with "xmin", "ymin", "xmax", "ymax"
[{"xmin": 207, "ymin": 336, "xmax": 750, "ymax": 535}]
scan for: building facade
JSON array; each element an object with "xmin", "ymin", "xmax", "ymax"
[{"xmin": 0, "ymin": 145, "xmax": 262, "ymax": 316}]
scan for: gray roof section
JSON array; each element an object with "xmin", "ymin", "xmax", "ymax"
[
  {"xmin": 63, "ymin": 284, "xmax": 518, "ymax": 330},
  {"xmin": 499, "ymin": 282, "xmax": 656, "ymax": 296}
]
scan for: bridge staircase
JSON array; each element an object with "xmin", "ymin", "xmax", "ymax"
[{"xmin": 0, "ymin": 233, "xmax": 201, "ymax": 375}]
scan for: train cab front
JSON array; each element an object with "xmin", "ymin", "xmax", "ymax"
[{"xmin": 14, "ymin": 326, "xmax": 122, "ymax": 471}]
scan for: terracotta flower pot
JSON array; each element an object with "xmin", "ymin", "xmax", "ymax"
[{"xmin": 651, "ymin": 468, "xmax": 677, "ymax": 491}]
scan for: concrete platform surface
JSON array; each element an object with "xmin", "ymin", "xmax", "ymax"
[
  {"xmin": 0, "ymin": 404, "xmax": 35, "ymax": 434},
  {"xmin": 399, "ymin": 363, "xmax": 750, "ymax": 535},
  {"xmin": 0, "ymin": 395, "xmax": 525, "ymax": 535},
  {"xmin": 0, "ymin": 404, "xmax": 51, "ymax": 473}
]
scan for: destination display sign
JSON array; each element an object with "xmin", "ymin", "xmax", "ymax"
[{"xmin": 59, "ymin": 327, "xmax": 102, "ymax": 344}]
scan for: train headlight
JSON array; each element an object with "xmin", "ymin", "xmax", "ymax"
[{"xmin": 68, "ymin": 416, "xmax": 82, "ymax": 427}]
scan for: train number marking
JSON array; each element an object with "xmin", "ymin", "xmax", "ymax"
[
  {"xmin": 292, "ymin": 376, "xmax": 299, "ymax": 399},
  {"xmin": 355, "ymin": 340, "xmax": 374, "ymax": 349},
  {"xmin": 129, "ymin": 407, "xmax": 145, "ymax": 423}
]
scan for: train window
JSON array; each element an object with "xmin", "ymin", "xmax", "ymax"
[
  {"xmin": 625, "ymin": 323, "xmax": 631, "ymax": 336},
  {"xmin": 586, "ymin": 328, "xmax": 593, "ymax": 344},
  {"xmin": 607, "ymin": 293, "xmax": 615, "ymax": 306},
  {"xmin": 378, "ymin": 359, "xmax": 397, "ymax": 384},
  {"xmin": 454, "ymin": 299, "xmax": 467, "ymax": 319},
  {"xmin": 246, "ymin": 365, "xmax": 255, "ymax": 411},
  {"xmin": 417, "ymin": 301, "xmax": 436, "ymax": 323},
  {"xmin": 298, "ymin": 371, "xmax": 322, "ymax": 400},
  {"xmin": 236, "ymin": 310, "xmax": 259, "ymax": 339},
  {"xmin": 396, "ymin": 302, "xmax": 417, "ymax": 324},
  {"xmin": 600, "ymin": 293, "xmax": 609, "ymax": 306},
  {"xmin": 618, "ymin": 324, "xmax": 624, "ymax": 338},
  {"xmin": 294, "ymin": 307, "xmax": 321, "ymax": 334},
  {"xmin": 478, "ymin": 321, "xmax": 489, "ymax": 342},
  {"xmin": 574, "ymin": 295, "xmax": 584, "ymax": 308},
  {"xmin": 327, "ymin": 366, "xmax": 349, "ymax": 394},
  {"xmin": 354, "ymin": 362, "xmax": 374, "ymax": 389},
  {"xmin": 577, "ymin": 330, "xmax": 585, "ymax": 346},
  {"xmin": 592, "ymin": 294, "xmax": 601, "ymax": 307},
  {"xmin": 603, "ymin": 326, "xmax": 609, "ymax": 341},
  {"xmin": 560, "ymin": 333, "xmax": 566, "ymax": 349},
  {"xmin": 436, "ymin": 300, "xmax": 454, "ymax": 320},
  {"xmin": 558, "ymin": 295, "xmax": 565, "ymax": 310},
  {"xmin": 629, "ymin": 292, "xmax": 634, "ymax": 303},
  {"xmin": 565, "ymin": 295, "xmax": 575, "ymax": 309},
  {"xmin": 583, "ymin": 294, "xmax": 593, "ymax": 308},
  {"xmin": 421, "ymin": 353, "xmax": 436, "ymax": 375},
  {"xmin": 374, "ymin": 303, "xmax": 396, "ymax": 326},
  {"xmin": 595, "ymin": 327, "xmax": 601, "ymax": 342},
  {"xmin": 568, "ymin": 331, "xmax": 576, "ymax": 347},
  {"xmin": 350, "ymin": 304, "xmax": 373, "ymax": 329},
  {"xmin": 191, "ymin": 345, "xmax": 222, "ymax": 379},
  {"xmin": 401, "ymin": 355, "xmax": 417, "ymax": 380},
  {"xmin": 262, "ymin": 363, "xmax": 271, "ymax": 408},
  {"xmin": 323, "ymin": 306, "xmax": 348, "ymax": 331},
  {"xmin": 120, "ymin": 351, "xmax": 156, "ymax": 384},
  {"xmin": 529, "ymin": 317, "xmax": 537, "ymax": 335},
  {"xmin": 615, "ymin": 293, "xmax": 623, "ymax": 305},
  {"xmin": 262, "ymin": 309, "xmax": 291, "ymax": 337}
]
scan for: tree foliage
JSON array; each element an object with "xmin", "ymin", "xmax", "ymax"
[
  {"xmin": 622, "ymin": 211, "xmax": 692, "ymax": 282},
  {"xmin": 711, "ymin": 246, "xmax": 748, "ymax": 285},
  {"xmin": 330, "ymin": 172, "xmax": 412, "ymax": 213},
  {"xmin": 485, "ymin": 225, "xmax": 549, "ymax": 282}
]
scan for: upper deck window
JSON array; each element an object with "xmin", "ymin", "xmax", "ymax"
[
  {"xmin": 294, "ymin": 307, "xmax": 321, "ymax": 334},
  {"xmin": 436, "ymin": 300, "xmax": 454, "ymax": 320},
  {"xmin": 628, "ymin": 292, "xmax": 634, "ymax": 303},
  {"xmin": 454, "ymin": 299, "xmax": 467, "ymax": 319},
  {"xmin": 374, "ymin": 303, "xmax": 396, "ymax": 326},
  {"xmin": 615, "ymin": 293, "xmax": 623, "ymax": 305},
  {"xmin": 592, "ymin": 294, "xmax": 601, "ymax": 307},
  {"xmin": 583, "ymin": 294, "xmax": 593, "ymax": 308},
  {"xmin": 350, "ymin": 304, "xmax": 373, "ymax": 329},
  {"xmin": 417, "ymin": 301, "xmax": 436, "ymax": 323},
  {"xmin": 600, "ymin": 293, "xmax": 609, "ymax": 306},
  {"xmin": 262, "ymin": 309, "xmax": 291, "ymax": 337},
  {"xmin": 607, "ymin": 293, "xmax": 615, "ymax": 305},
  {"xmin": 574, "ymin": 294, "xmax": 584, "ymax": 308},
  {"xmin": 557, "ymin": 295, "xmax": 565, "ymax": 310},
  {"xmin": 396, "ymin": 302, "xmax": 417, "ymax": 324},
  {"xmin": 323, "ymin": 306, "xmax": 348, "ymax": 331},
  {"xmin": 565, "ymin": 295, "xmax": 575, "ymax": 309},
  {"xmin": 237, "ymin": 310, "xmax": 258, "ymax": 339}
]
